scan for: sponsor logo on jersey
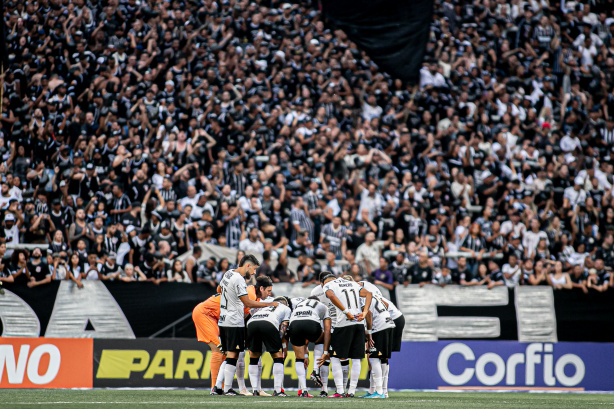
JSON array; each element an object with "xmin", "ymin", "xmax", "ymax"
[{"xmin": 295, "ymin": 311, "xmax": 312, "ymax": 316}]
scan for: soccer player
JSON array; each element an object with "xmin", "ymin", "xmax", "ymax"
[
  {"xmin": 311, "ymin": 272, "xmax": 337, "ymax": 396},
  {"xmin": 218, "ymin": 255, "xmax": 278, "ymax": 396},
  {"xmin": 289, "ymin": 296, "xmax": 332, "ymax": 397},
  {"xmin": 356, "ymin": 278, "xmax": 405, "ymax": 397},
  {"xmin": 382, "ymin": 295, "xmax": 404, "ymax": 397},
  {"xmin": 361, "ymin": 288, "xmax": 395, "ymax": 399},
  {"xmin": 358, "ymin": 276, "xmax": 384, "ymax": 298},
  {"xmin": 212, "ymin": 275, "xmax": 266, "ymax": 395},
  {"xmin": 245, "ymin": 276, "xmax": 275, "ymax": 396},
  {"xmin": 192, "ymin": 292, "xmax": 225, "ymax": 394},
  {"xmin": 246, "ymin": 296, "xmax": 292, "ymax": 397},
  {"xmin": 320, "ymin": 273, "xmax": 372, "ymax": 398}
]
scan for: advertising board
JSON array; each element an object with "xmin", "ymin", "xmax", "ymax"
[
  {"xmin": 0, "ymin": 338, "xmax": 93, "ymax": 388},
  {"xmin": 388, "ymin": 341, "xmax": 614, "ymax": 391}
]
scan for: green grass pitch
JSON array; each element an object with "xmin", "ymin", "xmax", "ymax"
[{"xmin": 2, "ymin": 390, "xmax": 614, "ymax": 409}]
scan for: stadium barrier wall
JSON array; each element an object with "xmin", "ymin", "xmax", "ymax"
[
  {"xmin": 3, "ymin": 338, "xmax": 614, "ymax": 391},
  {"xmin": 389, "ymin": 341, "xmax": 614, "ymax": 391}
]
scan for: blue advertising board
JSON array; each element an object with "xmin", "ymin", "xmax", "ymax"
[{"xmin": 389, "ymin": 341, "xmax": 614, "ymax": 391}]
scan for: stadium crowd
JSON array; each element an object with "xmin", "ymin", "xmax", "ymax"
[{"xmin": 1, "ymin": 0, "xmax": 614, "ymax": 295}]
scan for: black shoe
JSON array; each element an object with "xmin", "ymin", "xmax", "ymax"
[
  {"xmin": 253, "ymin": 390, "xmax": 261, "ymax": 396},
  {"xmin": 212, "ymin": 387, "xmax": 224, "ymax": 395},
  {"xmin": 318, "ymin": 391, "xmax": 328, "ymax": 398},
  {"xmin": 344, "ymin": 393, "xmax": 354, "ymax": 398},
  {"xmin": 224, "ymin": 389, "xmax": 239, "ymax": 396},
  {"xmin": 310, "ymin": 372, "xmax": 323, "ymax": 387},
  {"xmin": 273, "ymin": 391, "xmax": 288, "ymax": 397}
]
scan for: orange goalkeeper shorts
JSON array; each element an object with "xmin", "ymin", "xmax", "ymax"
[{"xmin": 192, "ymin": 310, "xmax": 220, "ymax": 345}]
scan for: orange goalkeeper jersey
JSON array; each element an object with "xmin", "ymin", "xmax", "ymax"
[{"xmin": 194, "ymin": 285, "xmax": 257, "ymax": 320}]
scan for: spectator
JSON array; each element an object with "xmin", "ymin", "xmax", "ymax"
[
  {"xmin": 452, "ymin": 256, "xmax": 478, "ymax": 286},
  {"xmin": 459, "ymin": 223, "xmax": 487, "ymax": 272},
  {"xmin": 410, "ymin": 252, "xmax": 434, "ymax": 287},
  {"xmin": 84, "ymin": 253, "xmax": 102, "ymax": 280},
  {"xmin": 321, "ymin": 251, "xmax": 343, "ymax": 276},
  {"xmin": 196, "ymin": 257, "xmax": 218, "ymax": 288},
  {"xmin": 272, "ymin": 252, "xmax": 296, "ymax": 284},
  {"xmin": 570, "ymin": 265, "xmax": 589, "ymax": 293},
  {"xmin": 434, "ymin": 267, "xmax": 453, "ymax": 287},
  {"xmin": 1, "ymin": 213, "xmax": 22, "ymax": 256},
  {"xmin": 119, "ymin": 264, "xmax": 145, "ymax": 282},
  {"xmin": 527, "ymin": 260, "xmax": 550, "ymax": 286},
  {"xmin": 66, "ymin": 253, "xmax": 84, "ymax": 289},
  {"xmin": 290, "ymin": 197, "xmax": 314, "ymax": 243},
  {"xmin": 0, "ymin": 0, "xmax": 614, "ymax": 298},
  {"xmin": 256, "ymin": 251, "xmax": 273, "ymax": 278},
  {"xmin": 216, "ymin": 259, "xmax": 230, "ymax": 283},
  {"xmin": 356, "ymin": 232, "xmax": 387, "ymax": 273},
  {"xmin": 587, "ymin": 259, "xmax": 611, "ymax": 292},
  {"xmin": 167, "ymin": 260, "xmax": 191, "ymax": 283},
  {"xmin": 320, "ymin": 216, "xmax": 348, "ymax": 260},
  {"xmin": 548, "ymin": 261, "xmax": 573, "ymax": 290},
  {"xmin": 100, "ymin": 253, "xmax": 122, "ymax": 281},
  {"xmin": 25, "ymin": 248, "xmax": 51, "ymax": 288},
  {"xmin": 372, "ymin": 257, "xmax": 395, "ymax": 291},
  {"xmin": 487, "ymin": 260, "xmax": 506, "ymax": 290},
  {"xmin": 502, "ymin": 254, "xmax": 523, "ymax": 287},
  {"xmin": 239, "ymin": 228, "xmax": 265, "ymax": 253}
]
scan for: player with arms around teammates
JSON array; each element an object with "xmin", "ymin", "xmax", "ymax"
[
  {"xmin": 357, "ymin": 277, "xmax": 405, "ymax": 397},
  {"xmin": 319, "ymin": 273, "xmax": 373, "ymax": 398},
  {"xmin": 288, "ymin": 296, "xmax": 332, "ymax": 397},
  {"xmin": 245, "ymin": 295, "xmax": 292, "ymax": 396},
  {"xmin": 217, "ymin": 255, "xmax": 278, "ymax": 396},
  {"xmin": 342, "ymin": 275, "xmax": 394, "ymax": 399}
]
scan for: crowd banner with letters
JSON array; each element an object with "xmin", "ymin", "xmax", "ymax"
[{"xmin": 3, "ymin": 282, "xmax": 614, "ymax": 342}]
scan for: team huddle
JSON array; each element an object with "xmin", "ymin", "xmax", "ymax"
[{"xmin": 192, "ymin": 255, "xmax": 405, "ymax": 398}]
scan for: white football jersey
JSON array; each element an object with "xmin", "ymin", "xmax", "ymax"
[
  {"xmin": 364, "ymin": 294, "xmax": 395, "ymax": 333},
  {"xmin": 359, "ymin": 280, "xmax": 383, "ymax": 298},
  {"xmin": 311, "ymin": 285, "xmax": 337, "ymax": 327},
  {"xmin": 290, "ymin": 298, "xmax": 330, "ymax": 325},
  {"xmin": 323, "ymin": 278, "xmax": 364, "ymax": 328},
  {"xmin": 290, "ymin": 297, "xmax": 305, "ymax": 309},
  {"xmin": 381, "ymin": 297, "xmax": 403, "ymax": 320},
  {"xmin": 250, "ymin": 295, "xmax": 274, "ymax": 315},
  {"xmin": 248, "ymin": 304, "xmax": 291, "ymax": 329},
  {"xmin": 219, "ymin": 269, "xmax": 248, "ymax": 327}
]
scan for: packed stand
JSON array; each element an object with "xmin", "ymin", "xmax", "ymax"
[{"xmin": 1, "ymin": 0, "xmax": 614, "ymax": 294}]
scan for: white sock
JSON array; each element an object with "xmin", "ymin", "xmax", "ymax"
[
  {"xmin": 342, "ymin": 360, "xmax": 349, "ymax": 390},
  {"xmin": 330, "ymin": 357, "xmax": 344, "ymax": 394},
  {"xmin": 313, "ymin": 344, "xmax": 324, "ymax": 391},
  {"xmin": 223, "ymin": 363, "xmax": 236, "ymax": 392},
  {"xmin": 257, "ymin": 358, "xmax": 263, "ymax": 391},
  {"xmin": 369, "ymin": 358, "xmax": 383, "ymax": 395},
  {"xmin": 348, "ymin": 359, "xmax": 361, "ymax": 395},
  {"xmin": 320, "ymin": 362, "xmax": 330, "ymax": 392},
  {"xmin": 382, "ymin": 362, "xmax": 390, "ymax": 396},
  {"xmin": 215, "ymin": 361, "xmax": 226, "ymax": 389},
  {"xmin": 248, "ymin": 364, "xmax": 259, "ymax": 392},
  {"xmin": 369, "ymin": 371, "xmax": 375, "ymax": 394},
  {"xmin": 273, "ymin": 362, "xmax": 284, "ymax": 393},
  {"xmin": 236, "ymin": 352, "xmax": 246, "ymax": 391},
  {"xmin": 314, "ymin": 344, "xmax": 323, "ymax": 368},
  {"xmin": 295, "ymin": 361, "xmax": 307, "ymax": 391}
]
